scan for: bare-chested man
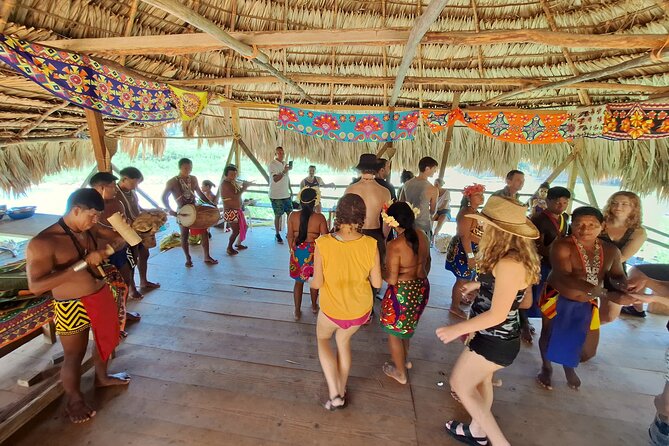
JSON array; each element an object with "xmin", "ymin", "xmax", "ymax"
[
  {"xmin": 345, "ymin": 154, "xmax": 392, "ymax": 265},
  {"xmin": 220, "ymin": 164, "xmax": 252, "ymax": 256},
  {"xmin": 161, "ymin": 158, "xmax": 218, "ymax": 267},
  {"xmin": 116, "ymin": 166, "xmax": 160, "ymax": 292},
  {"xmin": 90, "ymin": 172, "xmax": 141, "ymax": 302},
  {"xmin": 537, "ymin": 206, "xmax": 638, "ymax": 390},
  {"xmin": 26, "ymin": 189, "xmax": 131, "ymax": 424}
]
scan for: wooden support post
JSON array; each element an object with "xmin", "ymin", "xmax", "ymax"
[
  {"xmin": 238, "ymin": 138, "xmax": 270, "ymax": 184},
  {"xmin": 225, "ymin": 140, "xmax": 236, "ymax": 167},
  {"xmin": 544, "ymin": 151, "xmax": 577, "ymax": 185},
  {"xmin": 84, "ymin": 109, "xmax": 111, "ymax": 172},
  {"xmin": 437, "ymin": 93, "xmax": 461, "ymax": 181},
  {"xmin": 567, "ymin": 155, "xmax": 579, "ymax": 213},
  {"xmin": 42, "ymin": 320, "xmax": 56, "ymax": 345},
  {"xmin": 575, "ymin": 141, "xmax": 599, "ymax": 207},
  {"xmin": 231, "ymin": 107, "xmax": 242, "ymax": 173},
  {"xmin": 376, "ymin": 142, "xmax": 392, "ymax": 158}
]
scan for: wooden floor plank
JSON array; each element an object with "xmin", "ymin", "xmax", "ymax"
[{"xmin": 3, "ymin": 229, "xmax": 666, "ymax": 445}]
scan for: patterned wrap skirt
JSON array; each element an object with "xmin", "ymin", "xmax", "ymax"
[
  {"xmin": 380, "ymin": 278, "xmax": 430, "ymax": 339},
  {"xmin": 445, "ymin": 235, "xmax": 478, "ymax": 280},
  {"xmin": 289, "ymin": 242, "xmax": 315, "ymax": 283}
]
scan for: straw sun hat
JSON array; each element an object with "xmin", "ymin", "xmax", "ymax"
[{"xmin": 464, "ymin": 195, "xmax": 539, "ymax": 239}]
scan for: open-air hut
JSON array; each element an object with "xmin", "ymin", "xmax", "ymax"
[
  {"xmin": 0, "ymin": 0, "xmax": 669, "ymax": 199},
  {"xmin": 1, "ymin": 2, "xmax": 669, "ymax": 445}
]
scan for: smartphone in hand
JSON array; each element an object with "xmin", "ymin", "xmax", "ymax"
[{"xmin": 288, "ymin": 161, "xmax": 293, "ymax": 169}]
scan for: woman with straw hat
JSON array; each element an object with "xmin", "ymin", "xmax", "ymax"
[
  {"xmin": 436, "ymin": 196, "xmax": 540, "ymax": 446},
  {"xmin": 287, "ymin": 187, "xmax": 328, "ymax": 320},
  {"xmin": 445, "ymin": 183, "xmax": 486, "ymax": 318}
]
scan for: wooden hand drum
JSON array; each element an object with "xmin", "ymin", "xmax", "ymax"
[{"xmin": 177, "ymin": 204, "xmax": 220, "ymax": 228}]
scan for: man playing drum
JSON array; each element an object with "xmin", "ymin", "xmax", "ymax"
[{"xmin": 162, "ymin": 158, "xmax": 219, "ymax": 267}]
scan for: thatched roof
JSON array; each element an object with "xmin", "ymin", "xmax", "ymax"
[{"xmin": 1, "ymin": 0, "xmax": 669, "ymax": 196}]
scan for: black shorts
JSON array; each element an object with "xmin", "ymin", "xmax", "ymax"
[{"xmin": 468, "ymin": 332, "xmax": 520, "ymax": 367}]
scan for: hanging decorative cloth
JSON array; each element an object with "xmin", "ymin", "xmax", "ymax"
[
  {"xmin": 601, "ymin": 102, "xmax": 669, "ymax": 140},
  {"xmin": 0, "ymin": 34, "xmax": 207, "ymax": 122},
  {"xmin": 277, "ymin": 106, "xmax": 419, "ymax": 142}
]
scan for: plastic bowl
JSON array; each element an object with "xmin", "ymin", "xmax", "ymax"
[{"xmin": 8, "ymin": 206, "xmax": 37, "ymax": 220}]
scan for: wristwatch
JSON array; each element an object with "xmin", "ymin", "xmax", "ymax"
[{"xmin": 467, "ymin": 252, "xmax": 475, "ymax": 259}]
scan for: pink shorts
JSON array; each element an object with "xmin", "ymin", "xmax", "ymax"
[{"xmin": 325, "ymin": 311, "xmax": 371, "ymax": 329}]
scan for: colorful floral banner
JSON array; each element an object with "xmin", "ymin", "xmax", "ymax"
[
  {"xmin": 421, "ymin": 109, "xmax": 572, "ymax": 144},
  {"xmin": 0, "ymin": 34, "xmax": 207, "ymax": 122},
  {"xmin": 277, "ymin": 106, "xmax": 419, "ymax": 142},
  {"xmin": 601, "ymin": 102, "xmax": 669, "ymax": 140}
]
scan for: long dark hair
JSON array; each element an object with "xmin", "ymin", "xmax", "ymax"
[
  {"xmin": 296, "ymin": 188, "xmax": 318, "ymax": 245},
  {"xmin": 387, "ymin": 202, "xmax": 419, "ymax": 255}
]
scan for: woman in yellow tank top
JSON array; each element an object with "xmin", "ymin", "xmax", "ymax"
[{"xmin": 311, "ymin": 194, "xmax": 382, "ymax": 410}]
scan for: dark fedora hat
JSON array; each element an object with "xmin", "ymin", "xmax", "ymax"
[{"xmin": 355, "ymin": 153, "xmax": 383, "ymax": 171}]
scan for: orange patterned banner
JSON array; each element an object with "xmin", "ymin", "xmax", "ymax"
[{"xmin": 422, "ymin": 109, "xmax": 573, "ymax": 144}]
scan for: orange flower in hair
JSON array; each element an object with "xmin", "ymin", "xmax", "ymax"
[{"xmin": 463, "ymin": 183, "xmax": 486, "ymax": 197}]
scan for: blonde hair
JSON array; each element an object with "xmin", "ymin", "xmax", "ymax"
[
  {"xmin": 476, "ymin": 226, "xmax": 540, "ymax": 285},
  {"xmin": 602, "ymin": 191, "xmax": 642, "ymax": 229}
]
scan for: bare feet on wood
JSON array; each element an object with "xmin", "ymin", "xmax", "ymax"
[
  {"xmin": 65, "ymin": 399, "xmax": 96, "ymax": 424},
  {"xmin": 521, "ymin": 325, "xmax": 533, "ymax": 345},
  {"xmin": 185, "ymin": 258, "xmax": 193, "ymax": 268},
  {"xmin": 129, "ymin": 290, "xmax": 144, "ymax": 300},
  {"xmin": 536, "ymin": 368, "xmax": 553, "ymax": 390},
  {"xmin": 294, "ymin": 309, "xmax": 302, "ymax": 321},
  {"xmin": 95, "ymin": 372, "xmax": 131, "ymax": 388},
  {"xmin": 382, "ymin": 362, "xmax": 407, "ymax": 384},
  {"xmin": 311, "ymin": 305, "xmax": 319, "ymax": 314},
  {"xmin": 565, "ymin": 368, "xmax": 581, "ymax": 391},
  {"xmin": 139, "ymin": 281, "xmax": 160, "ymax": 292}
]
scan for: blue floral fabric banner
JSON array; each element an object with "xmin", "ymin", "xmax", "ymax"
[
  {"xmin": 277, "ymin": 106, "xmax": 419, "ymax": 142},
  {"xmin": 0, "ymin": 34, "xmax": 208, "ymax": 122}
]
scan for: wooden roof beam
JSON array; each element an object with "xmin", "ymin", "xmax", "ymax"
[
  {"xmin": 172, "ymin": 74, "xmax": 666, "ymax": 93},
  {"xmin": 482, "ymin": 48, "xmax": 669, "ymax": 105},
  {"xmin": 389, "ymin": 0, "xmax": 451, "ymax": 107},
  {"xmin": 17, "ymin": 101, "xmax": 69, "ymax": 137},
  {"xmin": 539, "ymin": 0, "xmax": 591, "ymax": 106},
  {"xmin": 41, "ymin": 29, "xmax": 669, "ymax": 56},
  {"xmin": 139, "ymin": 0, "xmax": 316, "ymax": 103}
]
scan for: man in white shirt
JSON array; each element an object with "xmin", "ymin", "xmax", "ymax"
[{"xmin": 268, "ymin": 146, "xmax": 292, "ymax": 244}]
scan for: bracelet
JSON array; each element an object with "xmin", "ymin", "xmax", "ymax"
[
  {"xmin": 72, "ymin": 260, "xmax": 88, "ymax": 272},
  {"xmin": 466, "ymin": 252, "xmax": 475, "ymax": 259}
]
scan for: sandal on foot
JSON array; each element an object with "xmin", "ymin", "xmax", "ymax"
[
  {"xmin": 185, "ymin": 260, "xmax": 193, "ymax": 268},
  {"xmin": 227, "ymin": 248, "xmax": 239, "ymax": 256},
  {"xmin": 235, "ymin": 244, "xmax": 248, "ymax": 250},
  {"xmin": 444, "ymin": 421, "xmax": 489, "ymax": 446},
  {"xmin": 204, "ymin": 258, "xmax": 219, "ymax": 264},
  {"xmin": 323, "ymin": 395, "xmax": 345, "ymax": 411}
]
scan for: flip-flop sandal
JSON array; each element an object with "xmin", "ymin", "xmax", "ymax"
[
  {"xmin": 204, "ymin": 259, "xmax": 219, "ymax": 264},
  {"xmin": 323, "ymin": 395, "xmax": 345, "ymax": 411},
  {"xmin": 235, "ymin": 244, "xmax": 249, "ymax": 250},
  {"xmin": 185, "ymin": 260, "xmax": 193, "ymax": 268},
  {"xmin": 227, "ymin": 248, "xmax": 239, "ymax": 256},
  {"xmin": 444, "ymin": 421, "xmax": 489, "ymax": 446}
]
